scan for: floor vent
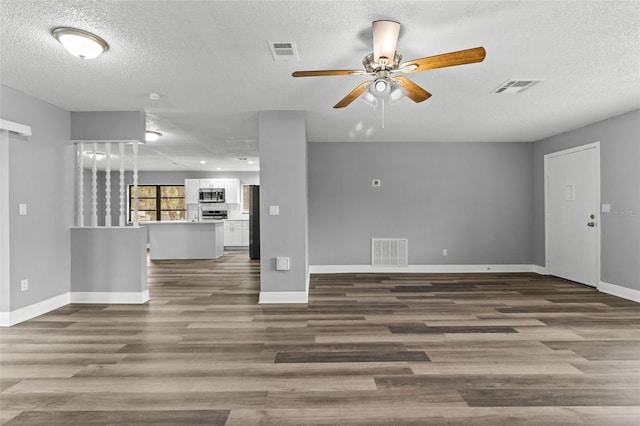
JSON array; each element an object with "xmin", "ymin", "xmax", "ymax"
[
  {"xmin": 268, "ymin": 41, "xmax": 299, "ymax": 61},
  {"xmin": 493, "ymin": 79, "xmax": 542, "ymax": 94},
  {"xmin": 371, "ymin": 238, "xmax": 408, "ymax": 267}
]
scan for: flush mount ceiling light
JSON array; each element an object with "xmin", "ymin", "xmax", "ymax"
[
  {"xmin": 52, "ymin": 27, "xmax": 109, "ymax": 59},
  {"xmin": 145, "ymin": 130, "xmax": 162, "ymax": 142}
]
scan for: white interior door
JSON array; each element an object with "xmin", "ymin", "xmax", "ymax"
[{"xmin": 546, "ymin": 144, "xmax": 599, "ymax": 287}]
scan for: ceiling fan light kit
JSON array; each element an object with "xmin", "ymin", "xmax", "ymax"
[{"xmin": 292, "ymin": 20, "xmax": 486, "ymax": 114}]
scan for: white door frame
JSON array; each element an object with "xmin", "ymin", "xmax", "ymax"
[{"xmin": 544, "ymin": 141, "xmax": 601, "ymax": 288}]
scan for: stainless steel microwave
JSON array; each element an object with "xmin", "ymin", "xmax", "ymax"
[{"xmin": 199, "ymin": 188, "xmax": 225, "ymax": 203}]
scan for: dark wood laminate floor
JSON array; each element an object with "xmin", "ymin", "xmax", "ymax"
[{"xmin": 1, "ymin": 250, "xmax": 639, "ymax": 425}]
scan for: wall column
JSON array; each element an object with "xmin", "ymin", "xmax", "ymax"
[{"xmin": 258, "ymin": 111, "xmax": 309, "ymax": 303}]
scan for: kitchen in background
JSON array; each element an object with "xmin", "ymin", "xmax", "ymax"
[
  {"xmin": 185, "ymin": 177, "xmax": 259, "ymax": 255},
  {"xmin": 81, "ymin": 170, "xmax": 259, "ymax": 256}
]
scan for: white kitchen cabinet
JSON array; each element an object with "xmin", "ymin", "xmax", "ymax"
[
  {"xmin": 224, "ymin": 179, "xmax": 240, "ymax": 204},
  {"xmin": 199, "ymin": 179, "xmax": 224, "ymax": 189},
  {"xmin": 224, "ymin": 220, "xmax": 244, "ymax": 246},
  {"xmin": 185, "ymin": 179, "xmax": 200, "ymax": 204},
  {"xmin": 198, "ymin": 179, "xmax": 240, "ymax": 204},
  {"xmin": 242, "ymin": 220, "xmax": 249, "ymax": 246}
]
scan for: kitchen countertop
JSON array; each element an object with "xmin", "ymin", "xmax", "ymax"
[{"xmin": 145, "ymin": 220, "xmax": 223, "ymax": 225}]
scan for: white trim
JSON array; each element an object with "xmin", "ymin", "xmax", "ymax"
[
  {"xmin": 309, "ymin": 264, "xmax": 536, "ymax": 274},
  {"xmin": 532, "ymin": 265, "xmax": 548, "ymax": 275},
  {"xmin": 544, "ymin": 141, "xmax": 601, "ymax": 287},
  {"xmin": 599, "ymin": 281, "xmax": 640, "ymax": 303},
  {"xmin": 259, "ymin": 291, "xmax": 308, "ymax": 304},
  {"xmin": 0, "ymin": 293, "xmax": 70, "ymax": 327},
  {"xmin": 0, "ymin": 291, "xmax": 150, "ymax": 327},
  {"xmin": 70, "ymin": 290, "xmax": 150, "ymax": 304},
  {"xmin": 0, "ymin": 119, "xmax": 32, "ymax": 136},
  {"xmin": 0, "ymin": 130, "xmax": 10, "ymax": 316}
]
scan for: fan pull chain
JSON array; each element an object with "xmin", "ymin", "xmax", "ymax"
[{"xmin": 381, "ymin": 98, "xmax": 385, "ymax": 129}]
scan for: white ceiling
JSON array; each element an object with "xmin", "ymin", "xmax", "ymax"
[{"xmin": 1, "ymin": 1, "xmax": 639, "ymax": 171}]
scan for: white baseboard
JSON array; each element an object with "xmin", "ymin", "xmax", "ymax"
[
  {"xmin": 0, "ymin": 290, "xmax": 150, "ymax": 327},
  {"xmin": 259, "ymin": 291, "xmax": 308, "ymax": 304},
  {"xmin": 70, "ymin": 290, "xmax": 150, "ymax": 304},
  {"xmin": 309, "ymin": 264, "xmax": 536, "ymax": 274},
  {"xmin": 599, "ymin": 281, "xmax": 640, "ymax": 303},
  {"xmin": 0, "ymin": 292, "xmax": 70, "ymax": 327},
  {"xmin": 532, "ymin": 265, "xmax": 548, "ymax": 275}
]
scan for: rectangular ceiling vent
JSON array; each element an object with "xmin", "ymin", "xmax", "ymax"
[
  {"xmin": 372, "ymin": 238, "xmax": 408, "ymax": 267},
  {"xmin": 493, "ymin": 79, "xmax": 542, "ymax": 94},
  {"xmin": 268, "ymin": 41, "xmax": 299, "ymax": 61}
]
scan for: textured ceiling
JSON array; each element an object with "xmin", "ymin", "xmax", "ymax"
[{"xmin": 1, "ymin": 0, "xmax": 639, "ymax": 171}]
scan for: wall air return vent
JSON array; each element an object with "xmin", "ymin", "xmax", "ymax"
[
  {"xmin": 268, "ymin": 41, "xmax": 299, "ymax": 61},
  {"xmin": 493, "ymin": 79, "xmax": 542, "ymax": 94},
  {"xmin": 371, "ymin": 238, "xmax": 408, "ymax": 267}
]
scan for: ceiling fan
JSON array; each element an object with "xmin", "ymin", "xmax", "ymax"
[{"xmin": 292, "ymin": 20, "xmax": 486, "ymax": 108}]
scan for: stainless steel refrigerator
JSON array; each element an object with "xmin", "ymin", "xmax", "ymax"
[{"xmin": 249, "ymin": 185, "xmax": 260, "ymax": 259}]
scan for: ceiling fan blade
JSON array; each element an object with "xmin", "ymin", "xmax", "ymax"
[
  {"xmin": 372, "ymin": 20, "xmax": 401, "ymax": 65},
  {"xmin": 292, "ymin": 70, "xmax": 367, "ymax": 77},
  {"xmin": 400, "ymin": 47, "xmax": 486, "ymax": 73},
  {"xmin": 333, "ymin": 81, "xmax": 371, "ymax": 108},
  {"xmin": 394, "ymin": 76, "xmax": 432, "ymax": 103}
]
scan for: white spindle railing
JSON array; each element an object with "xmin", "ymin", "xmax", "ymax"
[
  {"xmin": 104, "ymin": 143, "xmax": 112, "ymax": 227},
  {"xmin": 91, "ymin": 142, "xmax": 98, "ymax": 227},
  {"xmin": 119, "ymin": 142, "xmax": 126, "ymax": 226},
  {"xmin": 73, "ymin": 140, "xmax": 140, "ymax": 228},
  {"xmin": 132, "ymin": 141, "xmax": 139, "ymax": 226},
  {"xmin": 77, "ymin": 142, "xmax": 84, "ymax": 227}
]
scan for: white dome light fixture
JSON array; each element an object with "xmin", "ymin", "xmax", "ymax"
[
  {"xmin": 145, "ymin": 130, "xmax": 162, "ymax": 142},
  {"xmin": 52, "ymin": 27, "xmax": 109, "ymax": 59}
]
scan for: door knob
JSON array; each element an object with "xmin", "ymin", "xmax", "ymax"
[{"xmin": 587, "ymin": 222, "xmax": 595, "ymax": 227}]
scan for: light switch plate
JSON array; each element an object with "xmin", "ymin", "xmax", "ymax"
[
  {"xmin": 372, "ymin": 179, "xmax": 381, "ymax": 187},
  {"xmin": 601, "ymin": 203, "xmax": 611, "ymax": 213},
  {"xmin": 269, "ymin": 205, "xmax": 280, "ymax": 215},
  {"xmin": 19, "ymin": 203, "xmax": 27, "ymax": 215}
]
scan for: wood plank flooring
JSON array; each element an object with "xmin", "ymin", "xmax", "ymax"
[{"xmin": 1, "ymin": 250, "xmax": 639, "ymax": 425}]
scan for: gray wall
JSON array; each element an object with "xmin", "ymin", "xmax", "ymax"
[
  {"xmin": 71, "ymin": 111, "xmax": 145, "ymax": 142},
  {"xmin": 533, "ymin": 109, "xmax": 640, "ymax": 290},
  {"xmin": 259, "ymin": 111, "xmax": 308, "ymax": 293},
  {"xmin": 1, "ymin": 85, "xmax": 74, "ymax": 311},
  {"xmin": 308, "ymin": 142, "xmax": 533, "ymax": 265},
  {"xmin": 71, "ymin": 227, "xmax": 147, "ymax": 293}
]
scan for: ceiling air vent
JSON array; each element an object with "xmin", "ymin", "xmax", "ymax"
[
  {"xmin": 268, "ymin": 41, "xmax": 299, "ymax": 61},
  {"xmin": 493, "ymin": 79, "xmax": 542, "ymax": 94}
]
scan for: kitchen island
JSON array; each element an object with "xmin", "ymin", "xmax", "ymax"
[{"xmin": 147, "ymin": 221, "xmax": 224, "ymax": 260}]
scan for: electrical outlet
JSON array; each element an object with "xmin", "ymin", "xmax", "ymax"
[
  {"xmin": 21, "ymin": 279, "xmax": 29, "ymax": 291},
  {"xmin": 442, "ymin": 249, "xmax": 447, "ymax": 256}
]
